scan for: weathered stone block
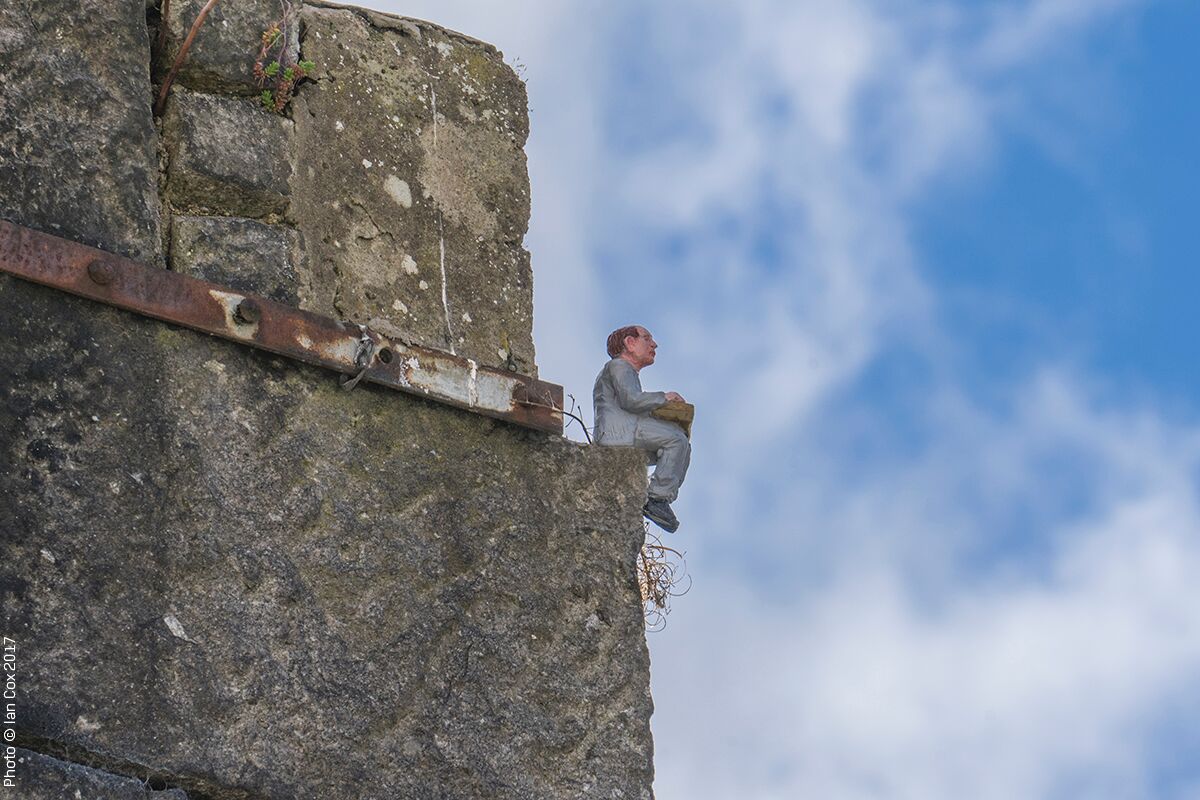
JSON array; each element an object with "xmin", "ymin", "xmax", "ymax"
[
  {"xmin": 13, "ymin": 749, "xmax": 190, "ymax": 800},
  {"xmin": 291, "ymin": 4, "xmax": 536, "ymax": 373},
  {"xmin": 0, "ymin": 0, "xmax": 161, "ymax": 263},
  {"xmin": 162, "ymin": 0, "xmax": 299, "ymax": 94},
  {"xmin": 163, "ymin": 89, "xmax": 294, "ymax": 218},
  {"xmin": 171, "ymin": 215, "xmax": 301, "ymax": 303}
]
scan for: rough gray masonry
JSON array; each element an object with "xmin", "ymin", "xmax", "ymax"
[
  {"xmin": 171, "ymin": 215, "xmax": 302, "ymax": 304},
  {"xmin": 0, "ymin": 1, "xmax": 655, "ymax": 798},
  {"xmin": 0, "ymin": 0, "xmax": 162, "ymax": 265},
  {"xmin": 163, "ymin": 89, "xmax": 295, "ymax": 220}
]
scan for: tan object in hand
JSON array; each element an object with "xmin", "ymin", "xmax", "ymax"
[{"xmin": 652, "ymin": 401, "xmax": 694, "ymax": 439}]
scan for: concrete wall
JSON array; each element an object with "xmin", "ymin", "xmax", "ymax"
[
  {"xmin": 162, "ymin": 0, "xmax": 537, "ymax": 374},
  {"xmin": 0, "ymin": 2, "xmax": 654, "ymax": 798}
]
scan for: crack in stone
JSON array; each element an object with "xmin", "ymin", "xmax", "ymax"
[
  {"xmin": 346, "ymin": 198, "xmax": 391, "ymax": 244},
  {"xmin": 328, "ymin": 254, "xmax": 347, "ymax": 318},
  {"xmin": 427, "ymin": 82, "xmax": 456, "ymax": 354},
  {"xmin": 17, "ymin": 0, "xmax": 39, "ymax": 34}
]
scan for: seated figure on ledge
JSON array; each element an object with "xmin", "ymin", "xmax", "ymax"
[{"xmin": 592, "ymin": 324, "xmax": 691, "ymax": 532}]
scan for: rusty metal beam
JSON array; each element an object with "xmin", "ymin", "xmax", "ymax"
[{"xmin": 0, "ymin": 220, "xmax": 564, "ymax": 434}]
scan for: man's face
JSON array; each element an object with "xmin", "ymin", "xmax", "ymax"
[{"xmin": 625, "ymin": 327, "xmax": 657, "ymax": 368}]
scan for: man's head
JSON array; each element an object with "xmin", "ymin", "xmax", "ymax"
[{"xmin": 606, "ymin": 324, "xmax": 657, "ymax": 369}]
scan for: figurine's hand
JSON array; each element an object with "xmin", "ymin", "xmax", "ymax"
[{"xmin": 665, "ymin": 392, "xmax": 685, "ymax": 403}]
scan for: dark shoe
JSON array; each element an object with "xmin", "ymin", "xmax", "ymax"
[{"xmin": 643, "ymin": 498, "xmax": 680, "ymax": 532}]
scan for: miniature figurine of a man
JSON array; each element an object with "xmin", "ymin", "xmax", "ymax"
[{"xmin": 593, "ymin": 325, "xmax": 690, "ymax": 532}]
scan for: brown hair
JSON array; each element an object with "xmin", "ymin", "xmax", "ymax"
[{"xmin": 606, "ymin": 325, "xmax": 642, "ymax": 358}]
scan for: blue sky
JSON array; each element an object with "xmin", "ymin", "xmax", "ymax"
[
  {"xmin": 371, "ymin": 1, "xmax": 1200, "ymax": 797},
  {"xmin": 917, "ymin": 0, "xmax": 1200, "ymax": 403}
]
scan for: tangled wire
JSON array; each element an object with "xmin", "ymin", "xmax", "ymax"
[{"xmin": 637, "ymin": 522, "xmax": 691, "ymax": 632}]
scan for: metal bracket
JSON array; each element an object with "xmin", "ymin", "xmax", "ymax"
[{"xmin": 0, "ymin": 220, "xmax": 564, "ymax": 434}]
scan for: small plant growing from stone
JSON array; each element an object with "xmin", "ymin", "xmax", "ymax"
[{"xmin": 254, "ymin": 4, "xmax": 314, "ymax": 114}]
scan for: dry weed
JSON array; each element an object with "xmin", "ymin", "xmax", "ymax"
[{"xmin": 638, "ymin": 522, "xmax": 690, "ymax": 631}]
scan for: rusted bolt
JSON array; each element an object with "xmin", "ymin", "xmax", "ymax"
[
  {"xmin": 377, "ymin": 347, "xmax": 393, "ymax": 364},
  {"xmin": 234, "ymin": 298, "xmax": 261, "ymax": 325},
  {"xmin": 87, "ymin": 260, "xmax": 115, "ymax": 286}
]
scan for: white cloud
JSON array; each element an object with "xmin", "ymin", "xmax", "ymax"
[
  {"xmin": 655, "ymin": 373, "xmax": 1200, "ymax": 799},
  {"xmin": 979, "ymin": 0, "xmax": 1145, "ymax": 68}
]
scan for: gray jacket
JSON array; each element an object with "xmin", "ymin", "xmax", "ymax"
[{"xmin": 592, "ymin": 358, "xmax": 667, "ymax": 445}]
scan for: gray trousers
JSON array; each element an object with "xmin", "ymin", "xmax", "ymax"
[{"xmin": 634, "ymin": 417, "xmax": 691, "ymax": 503}]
